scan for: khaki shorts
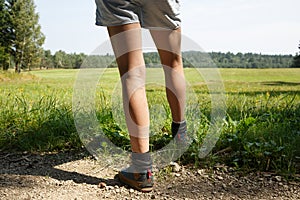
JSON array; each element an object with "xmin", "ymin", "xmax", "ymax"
[{"xmin": 95, "ymin": 0, "xmax": 181, "ymax": 30}]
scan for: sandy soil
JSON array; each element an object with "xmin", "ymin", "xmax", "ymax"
[{"xmin": 0, "ymin": 150, "xmax": 299, "ymax": 200}]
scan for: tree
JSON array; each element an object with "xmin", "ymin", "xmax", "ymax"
[
  {"xmin": 53, "ymin": 50, "xmax": 69, "ymax": 68},
  {"xmin": 72, "ymin": 53, "xmax": 87, "ymax": 69},
  {"xmin": 0, "ymin": 0, "xmax": 14, "ymax": 70},
  {"xmin": 9, "ymin": 0, "xmax": 45, "ymax": 72},
  {"xmin": 291, "ymin": 42, "xmax": 300, "ymax": 68},
  {"xmin": 40, "ymin": 49, "xmax": 54, "ymax": 69}
]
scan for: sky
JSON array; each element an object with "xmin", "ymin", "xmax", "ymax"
[{"xmin": 34, "ymin": 0, "xmax": 300, "ymax": 55}]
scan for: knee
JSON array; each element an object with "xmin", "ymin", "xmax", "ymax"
[
  {"xmin": 121, "ymin": 66, "xmax": 146, "ymax": 95},
  {"xmin": 161, "ymin": 52, "xmax": 183, "ymax": 70}
]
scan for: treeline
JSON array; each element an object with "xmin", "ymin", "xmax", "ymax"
[
  {"xmin": 192, "ymin": 51, "xmax": 295, "ymax": 68},
  {"xmin": 0, "ymin": 0, "xmax": 45, "ymax": 71},
  {"xmin": 41, "ymin": 50, "xmax": 87, "ymax": 69},
  {"xmin": 40, "ymin": 50, "xmax": 297, "ymax": 69},
  {"xmin": 40, "ymin": 50, "xmax": 115, "ymax": 69},
  {"xmin": 291, "ymin": 42, "xmax": 300, "ymax": 68}
]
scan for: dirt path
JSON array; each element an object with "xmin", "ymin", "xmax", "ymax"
[{"xmin": 0, "ymin": 150, "xmax": 299, "ymax": 200}]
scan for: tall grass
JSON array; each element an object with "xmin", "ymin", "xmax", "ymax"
[
  {"xmin": 0, "ymin": 71, "xmax": 80, "ymax": 151},
  {"xmin": 0, "ymin": 93, "xmax": 81, "ymax": 151},
  {"xmin": 205, "ymin": 92, "xmax": 299, "ymax": 175},
  {"xmin": 0, "ymin": 69, "xmax": 299, "ymax": 177}
]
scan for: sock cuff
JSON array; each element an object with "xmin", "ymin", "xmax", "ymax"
[
  {"xmin": 132, "ymin": 151, "xmax": 151, "ymax": 162},
  {"xmin": 172, "ymin": 120, "xmax": 186, "ymax": 125},
  {"xmin": 171, "ymin": 120, "xmax": 187, "ymax": 136},
  {"xmin": 131, "ymin": 152, "xmax": 152, "ymax": 170}
]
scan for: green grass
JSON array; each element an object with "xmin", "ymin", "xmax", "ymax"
[{"xmin": 0, "ymin": 68, "xmax": 299, "ymax": 177}]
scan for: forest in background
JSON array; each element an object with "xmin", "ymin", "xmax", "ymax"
[{"xmin": 38, "ymin": 50, "xmax": 298, "ymax": 69}]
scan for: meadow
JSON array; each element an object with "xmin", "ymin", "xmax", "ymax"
[{"xmin": 0, "ymin": 68, "xmax": 299, "ymax": 177}]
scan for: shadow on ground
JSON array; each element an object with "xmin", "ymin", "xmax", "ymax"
[{"xmin": 0, "ymin": 150, "xmax": 118, "ymax": 188}]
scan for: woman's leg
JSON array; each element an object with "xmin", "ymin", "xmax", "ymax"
[
  {"xmin": 108, "ymin": 24, "xmax": 154, "ymax": 193},
  {"xmin": 150, "ymin": 28, "xmax": 186, "ymax": 123},
  {"xmin": 107, "ymin": 23, "xmax": 149, "ymax": 153}
]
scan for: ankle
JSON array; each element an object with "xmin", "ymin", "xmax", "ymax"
[
  {"xmin": 171, "ymin": 120, "xmax": 187, "ymax": 136},
  {"xmin": 131, "ymin": 151, "xmax": 152, "ymax": 172},
  {"xmin": 172, "ymin": 120, "xmax": 186, "ymax": 125}
]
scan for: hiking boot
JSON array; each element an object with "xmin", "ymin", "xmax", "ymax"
[
  {"xmin": 118, "ymin": 152, "xmax": 154, "ymax": 192},
  {"xmin": 119, "ymin": 166, "xmax": 154, "ymax": 192}
]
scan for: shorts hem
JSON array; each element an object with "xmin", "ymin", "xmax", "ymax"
[
  {"xmin": 95, "ymin": 20, "xmax": 140, "ymax": 27},
  {"xmin": 95, "ymin": 22, "xmax": 181, "ymax": 30},
  {"xmin": 143, "ymin": 25, "xmax": 181, "ymax": 30}
]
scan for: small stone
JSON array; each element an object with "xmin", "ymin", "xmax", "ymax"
[
  {"xmin": 197, "ymin": 169, "xmax": 205, "ymax": 175},
  {"xmin": 216, "ymin": 175, "xmax": 224, "ymax": 180},
  {"xmin": 170, "ymin": 162, "xmax": 181, "ymax": 172},
  {"xmin": 98, "ymin": 182, "xmax": 106, "ymax": 188},
  {"xmin": 151, "ymin": 194, "xmax": 156, "ymax": 199},
  {"xmin": 106, "ymin": 186, "xmax": 114, "ymax": 190},
  {"xmin": 222, "ymin": 183, "xmax": 227, "ymax": 189},
  {"xmin": 274, "ymin": 176, "xmax": 282, "ymax": 182},
  {"xmin": 263, "ymin": 173, "xmax": 272, "ymax": 177},
  {"xmin": 129, "ymin": 188, "xmax": 135, "ymax": 193}
]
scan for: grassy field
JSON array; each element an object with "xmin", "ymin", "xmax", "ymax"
[{"xmin": 0, "ymin": 68, "xmax": 299, "ymax": 177}]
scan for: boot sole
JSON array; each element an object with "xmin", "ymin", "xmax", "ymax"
[{"xmin": 118, "ymin": 172, "xmax": 153, "ymax": 193}]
